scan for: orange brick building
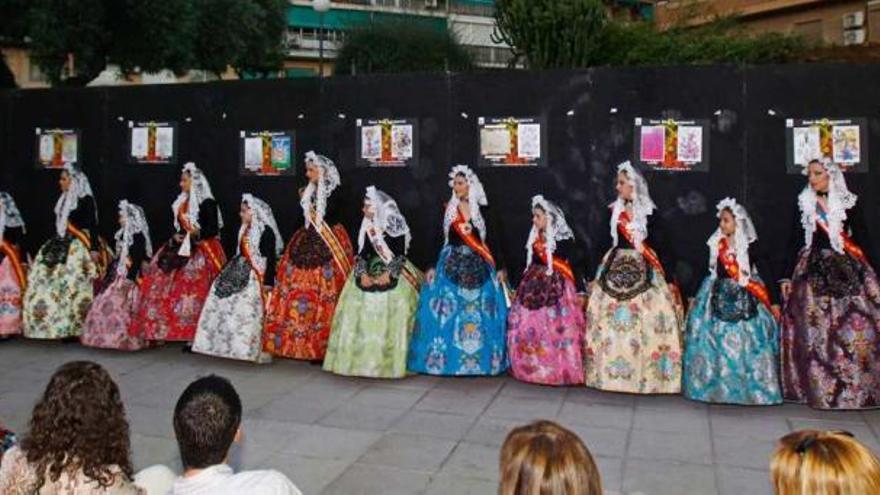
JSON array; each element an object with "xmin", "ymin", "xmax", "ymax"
[{"xmin": 654, "ymin": 0, "xmax": 880, "ymax": 45}]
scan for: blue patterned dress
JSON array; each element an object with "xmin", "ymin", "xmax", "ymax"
[
  {"xmin": 683, "ymin": 247, "xmax": 782, "ymax": 405},
  {"xmin": 407, "ymin": 210, "xmax": 508, "ymax": 376}
]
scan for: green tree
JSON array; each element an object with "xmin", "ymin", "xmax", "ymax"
[
  {"xmin": 334, "ymin": 19, "xmax": 473, "ymax": 76},
  {"xmin": 27, "ymin": 0, "xmax": 111, "ymax": 86},
  {"xmin": 0, "ymin": 0, "xmax": 29, "ymax": 42},
  {"xmin": 234, "ymin": 0, "xmax": 288, "ymax": 78},
  {"xmin": 108, "ymin": 0, "xmax": 199, "ymax": 76},
  {"xmin": 194, "ymin": 0, "xmax": 287, "ymax": 78},
  {"xmin": 491, "ymin": 0, "xmax": 607, "ymax": 69},
  {"xmin": 24, "ymin": 0, "xmax": 287, "ymax": 85}
]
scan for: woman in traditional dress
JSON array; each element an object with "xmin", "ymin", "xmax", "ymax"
[
  {"xmin": 192, "ymin": 193, "xmax": 281, "ymax": 363},
  {"xmin": 780, "ymin": 159, "xmax": 880, "ymax": 410},
  {"xmin": 584, "ymin": 161, "xmax": 683, "ymax": 394},
  {"xmin": 23, "ymin": 164, "xmax": 99, "ymax": 340},
  {"xmin": 507, "ymin": 195, "xmax": 586, "ymax": 386},
  {"xmin": 0, "ymin": 193, "xmax": 27, "ymax": 339},
  {"xmin": 407, "ymin": 165, "xmax": 509, "ymax": 376},
  {"xmin": 131, "ymin": 162, "xmax": 226, "ymax": 344},
  {"xmin": 264, "ymin": 151, "xmax": 354, "ymax": 361},
  {"xmin": 324, "ymin": 186, "xmax": 423, "ymax": 378},
  {"xmin": 81, "ymin": 200, "xmax": 151, "ymax": 351},
  {"xmin": 682, "ymin": 197, "xmax": 782, "ymax": 405}
]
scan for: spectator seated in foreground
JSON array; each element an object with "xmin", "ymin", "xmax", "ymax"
[
  {"xmin": 499, "ymin": 419, "xmax": 603, "ymax": 495},
  {"xmin": 170, "ymin": 374, "xmax": 302, "ymax": 495},
  {"xmin": 771, "ymin": 429, "xmax": 880, "ymax": 495},
  {"xmin": 0, "ymin": 361, "xmax": 148, "ymax": 494}
]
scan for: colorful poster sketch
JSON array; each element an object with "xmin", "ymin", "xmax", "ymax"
[
  {"xmin": 786, "ymin": 118, "xmax": 868, "ymax": 173},
  {"xmin": 128, "ymin": 121, "xmax": 178, "ymax": 164},
  {"xmin": 478, "ymin": 116, "xmax": 547, "ymax": 167},
  {"xmin": 35, "ymin": 128, "xmax": 80, "ymax": 169},
  {"xmin": 239, "ymin": 130, "xmax": 295, "ymax": 176},
  {"xmin": 356, "ymin": 118, "xmax": 419, "ymax": 167},
  {"xmin": 634, "ymin": 118, "xmax": 710, "ymax": 172}
]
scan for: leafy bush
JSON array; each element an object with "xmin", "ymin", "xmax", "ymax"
[
  {"xmin": 334, "ymin": 19, "xmax": 474, "ymax": 75},
  {"xmin": 595, "ymin": 19, "xmax": 810, "ymax": 66},
  {"xmin": 492, "ymin": 0, "xmax": 810, "ymax": 69}
]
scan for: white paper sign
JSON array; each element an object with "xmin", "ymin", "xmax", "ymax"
[
  {"xmin": 156, "ymin": 127, "xmax": 174, "ymax": 159},
  {"xmin": 391, "ymin": 125, "xmax": 413, "ymax": 159},
  {"xmin": 244, "ymin": 137, "xmax": 264, "ymax": 170},
  {"xmin": 361, "ymin": 125, "xmax": 382, "ymax": 160},
  {"xmin": 517, "ymin": 123, "xmax": 541, "ymax": 159},
  {"xmin": 131, "ymin": 128, "xmax": 149, "ymax": 158},
  {"xmin": 39, "ymin": 135, "xmax": 54, "ymax": 162}
]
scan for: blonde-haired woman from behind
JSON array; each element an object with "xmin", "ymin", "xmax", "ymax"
[
  {"xmin": 500, "ymin": 420, "xmax": 602, "ymax": 495},
  {"xmin": 771, "ymin": 429, "xmax": 880, "ymax": 495}
]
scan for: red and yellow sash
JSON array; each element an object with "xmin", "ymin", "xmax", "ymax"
[
  {"xmin": 452, "ymin": 208, "xmax": 495, "ymax": 268},
  {"xmin": 240, "ymin": 231, "xmax": 268, "ymax": 307},
  {"xmin": 178, "ymin": 199, "xmax": 224, "ymax": 271},
  {"xmin": 617, "ymin": 210, "xmax": 665, "ymax": 278},
  {"xmin": 816, "ymin": 206, "xmax": 868, "ymax": 265},
  {"xmin": 66, "ymin": 222, "xmax": 91, "ymax": 250},
  {"xmin": 312, "ymin": 212, "xmax": 354, "ymax": 284},
  {"xmin": 718, "ymin": 237, "xmax": 772, "ymax": 312},
  {"xmin": 532, "ymin": 234, "xmax": 575, "ymax": 283},
  {"xmin": 0, "ymin": 240, "xmax": 26, "ymax": 290},
  {"xmin": 399, "ymin": 263, "xmax": 424, "ymax": 293},
  {"xmin": 177, "ymin": 199, "xmax": 193, "ymax": 233},
  {"xmin": 198, "ymin": 238, "xmax": 225, "ymax": 272}
]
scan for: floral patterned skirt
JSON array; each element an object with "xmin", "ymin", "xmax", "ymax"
[
  {"xmin": 0, "ymin": 256, "xmax": 25, "ymax": 337},
  {"xmin": 507, "ymin": 264, "xmax": 585, "ymax": 386},
  {"xmin": 323, "ymin": 261, "xmax": 422, "ymax": 378},
  {"xmin": 407, "ymin": 245, "xmax": 508, "ymax": 376},
  {"xmin": 131, "ymin": 238, "xmax": 226, "ymax": 342},
  {"xmin": 584, "ymin": 248, "xmax": 683, "ymax": 394},
  {"xmin": 264, "ymin": 226, "xmax": 353, "ymax": 360},
  {"xmin": 23, "ymin": 237, "xmax": 96, "ymax": 339},
  {"xmin": 683, "ymin": 276, "xmax": 782, "ymax": 405},
  {"xmin": 193, "ymin": 257, "xmax": 271, "ymax": 363},
  {"xmin": 81, "ymin": 270, "xmax": 145, "ymax": 351},
  {"xmin": 782, "ymin": 248, "xmax": 880, "ymax": 410}
]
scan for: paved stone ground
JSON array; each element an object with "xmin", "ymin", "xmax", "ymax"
[{"xmin": 1, "ymin": 340, "xmax": 879, "ymax": 495}]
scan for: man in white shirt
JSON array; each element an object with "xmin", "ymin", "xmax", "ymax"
[{"xmin": 169, "ymin": 375, "xmax": 302, "ymax": 495}]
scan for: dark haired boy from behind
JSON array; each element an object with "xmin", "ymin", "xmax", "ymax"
[{"xmin": 170, "ymin": 375, "xmax": 302, "ymax": 495}]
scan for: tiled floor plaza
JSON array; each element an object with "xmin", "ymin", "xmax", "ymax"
[{"xmin": 2, "ymin": 340, "xmax": 879, "ymax": 495}]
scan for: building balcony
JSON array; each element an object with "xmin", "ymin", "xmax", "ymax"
[
  {"xmin": 289, "ymin": 0, "xmax": 496, "ymax": 17},
  {"xmin": 290, "ymin": 0, "xmax": 448, "ymax": 16},
  {"xmin": 284, "ymin": 32, "xmax": 344, "ymax": 59}
]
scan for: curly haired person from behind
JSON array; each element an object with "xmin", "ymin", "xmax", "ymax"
[
  {"xmin": 0, "ymin": 361, "xmax": 144, "ymax": 494},
  {"xmin": 500, "ymin": 420, "xmax": 602, "ymax": 495},
  {"xmin": 170, "ymin": 375, "xmax": 302, "ymax": 495},
  {"xmin": 771, "ymin": 429, "xmax": 880, "ymax": 495}
]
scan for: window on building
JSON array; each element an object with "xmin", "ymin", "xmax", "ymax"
[
  {"xmin": 793, "ymin": 19, "xmax": 823, "ymax": 42},
  {"xmin": 465, "ymin": 45, "xmax": 515, "ymax": 67},
  {"xmin": 286, "ymin": 27, "xmax": 343, "ymax": 47}
]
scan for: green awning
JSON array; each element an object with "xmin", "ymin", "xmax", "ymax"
[
  {"xmin": 286, "ymin": 68, "xmax": 319, "ymax": 78},
  {"xmin": 287, "ymin": 5, "xmax": 446, "ymax": 31}
]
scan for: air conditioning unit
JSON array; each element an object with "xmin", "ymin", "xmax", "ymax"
[
  {"xmin": 424, "ymin": 0, "xmax": 438, "ymax": 8},
  {"xmin": 843, "ymin": 28, "xmax": 866, "ymax": 45},
  {"xmin": 842, "ymin": 11, "xmax": 864, "ymax": 29}
]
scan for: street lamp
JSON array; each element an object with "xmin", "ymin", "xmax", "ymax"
[{"xmin": 313, "ymin": 0, "xmax": 331, "ymax": 78}]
